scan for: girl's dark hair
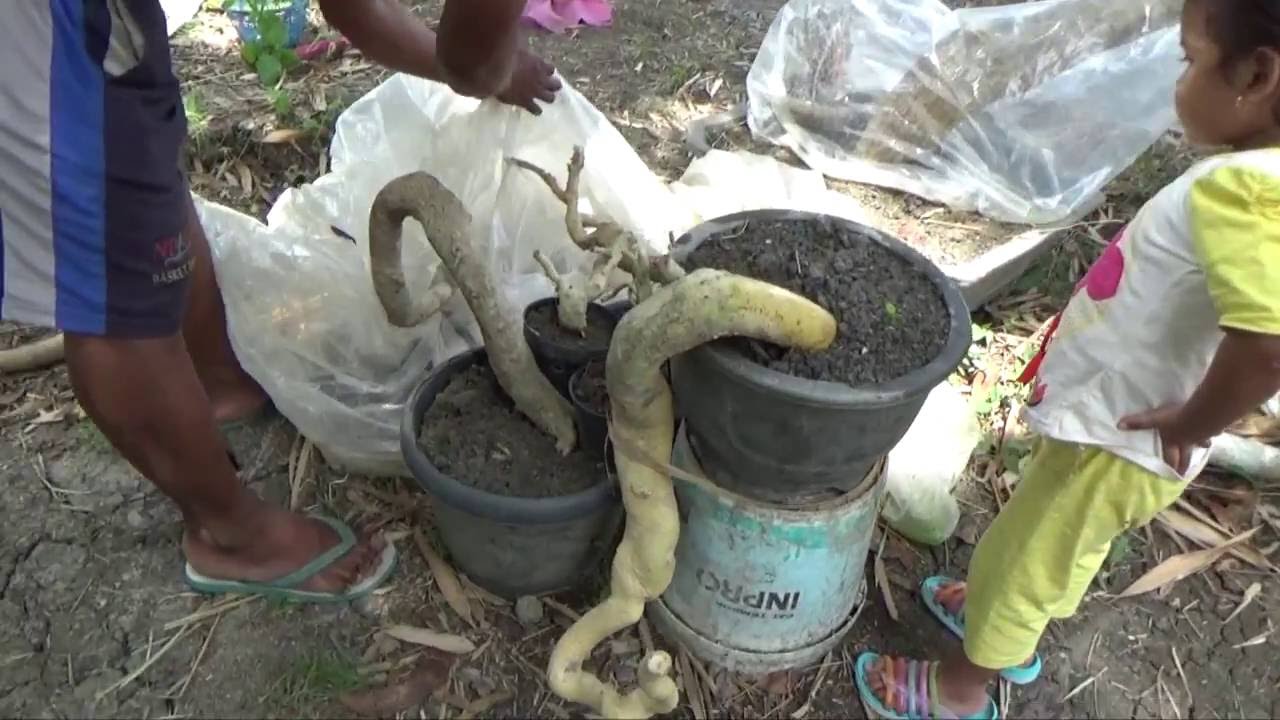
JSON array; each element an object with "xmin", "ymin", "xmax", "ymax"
[{"xmin": 1201, "ymin": 0, "xmax": 1280, "ymax": 65}]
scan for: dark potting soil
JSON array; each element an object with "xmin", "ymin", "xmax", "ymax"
[
  {"xmin": 684, "ymin": 218, "xmax": 949, "ymax": 385},
  {"xmin": 420, "ymin": 364, "xmax": 603, "ymax": 498},
  {"xmin": 573, "ymin": 361, "xmax": 609, "ymax": 416},
  {"xmin": 526, "ymin": 301, "xmax": 613, "ymax": 352}
]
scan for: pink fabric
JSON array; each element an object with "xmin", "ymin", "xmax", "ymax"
[
  {"xmin": 1077, "ymin": 228, "xmax": 1128, "ymax": 301},
  {"xmin": 522, "ymin": 0, "xmax": 612, "ymax": 33}
]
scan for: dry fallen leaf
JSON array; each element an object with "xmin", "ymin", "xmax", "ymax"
[
  {"xmin": 758, "ymin": 670, "xmax": 792, "ymax": 698},
  {"xmin": 30, "ymin": 406, "xmax": 68, "ymax": 425},
  {"xmin": 382, "ymin": 624, "xmax": 476, "ymax": 654},
  {"xmin": 1200, "ymin": 484, "xmax": 1259, "ymax": 534},
  {"xmin": 261, "ymin": 128, "xmax": 305, "ymax": 144},
  {"xmin": 1157, "ymin": 508, "xmax": 1274, "ymax": 571},
  {"xmin": 234, "ymin": 161, "xmax": 253, "ymax": 199},
  {"xmin": 414, "ymin": 530, "xmax": 475, "ymax": 628},
  {"xmin": 1118, "ymin": 528, "xmax": 1260, "ymax": 598},
  {"xmin": 678, "ymin": 650, "xmax": 707, "ymax": 720},
  {"xmin": 339, "ymin": 650, "xmax": 454, "ymax": 717},
  {"xmin": 874, "ymin": 534, "xmax": 899, "ymax": 621},
  {"xmin": 1224, "ymin": 582, "xmax": 1262, "ymax": 625},
  {"xmin": 1232, "ymin": 628, "xmax": 1273, "ymax": 649}
]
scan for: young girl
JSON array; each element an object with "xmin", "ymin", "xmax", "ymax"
[{"xmin": 855, "ymin": 1, "xmax": 1280, "ymax": 717}]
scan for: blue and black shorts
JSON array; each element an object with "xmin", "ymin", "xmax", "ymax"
[{"xmin": 0, "ymin": 0, "xmax": 192, "ymax": 338}]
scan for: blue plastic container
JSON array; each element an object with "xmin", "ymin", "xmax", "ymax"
[
  {"xmin": 225, "ymin": 0, "xmax": 309, "ymax": 48},
  {"xmin": 648, "ymin": 425, "xmax": 884, "ymax": 673}
]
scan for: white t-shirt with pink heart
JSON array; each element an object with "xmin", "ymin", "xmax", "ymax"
[{"xmin": 1021, "ymin": 148, "xmax": 1280, "ymax": 482}]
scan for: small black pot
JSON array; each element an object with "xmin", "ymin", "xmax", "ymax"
[
  {"xmin": 401, "ymin": 348, "xmax": 621, "ymax": 598},
  {"xmin": 568, "ymin": 362, "xmax": 611, "ymax": 466},
  {"xmin": 523, "ymin": 298, "xmax": 617, "ymax": 398}
]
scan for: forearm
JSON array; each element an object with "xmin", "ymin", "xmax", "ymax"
[
  {"xmin": 435, "ymin": 0, "xmax": 525, "ymax": 97},
  {"xmin": 316, "ymin": 0, "xmax": 444, "ymax": 82},
  {"xmin": 1173, "ymin": 329, "xmax": 1280, "ymax": 443}
]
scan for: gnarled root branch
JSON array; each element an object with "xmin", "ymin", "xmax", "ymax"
[
  {"xmin": 546, "ymin": 268, "xmax": 837, "ymax": 718},
  {"xmin": 0, "ymin": 333, "xmax": 66, "ymax": 374},
  {"xmin": 509, "ymin": 148, "xmax": 686, "ymax": 311},
  {"xmin": 534, "ymin": 246, "xmax": 626, "ymax": 333},
  {"xmin": 369, "ymin": 172, "xmax": 576, "ymax": 453}
]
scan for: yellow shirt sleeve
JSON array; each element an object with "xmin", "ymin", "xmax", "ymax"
[{"xmin": 1189, "ymin": 162, "xmax": 1280, "ymax": 334}]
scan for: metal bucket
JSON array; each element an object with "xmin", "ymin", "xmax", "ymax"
[{"xmin": 648, "ymin": 425, "xmax": 884, "ymax": 673}]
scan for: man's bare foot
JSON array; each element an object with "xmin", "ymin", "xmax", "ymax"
[
  {"xmin": 864, "ymin": 656, "xmax": 991, "ymax": 718},
  {"xmin": 183, "ymin": 508, "xmax": 385, "ymax": 593}
]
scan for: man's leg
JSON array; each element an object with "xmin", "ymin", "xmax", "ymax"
[
  {"xmin": 179, "ymin": 195, "xmax": 270, "ymax": 425},
  {"xmin": 64, "ymin": 331, "xmax": 382, "ymax": 591}
]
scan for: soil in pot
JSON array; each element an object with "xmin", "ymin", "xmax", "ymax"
[
  {"xmin": 420, "ymin": 364, "xmax": 603, "ymax": 498},
  {"xmin": 685, "ymin": 217, "xmax": 949, "ymax": 385},
  {"xmin": 525, "ymin": 300, "xmax": 614, "ymax": 353}
]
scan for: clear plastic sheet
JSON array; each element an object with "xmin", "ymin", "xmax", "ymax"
[
  {"xmin": 747, "ymin": 0, "xmax": 1183, "ymax": 224},
  {"xmin": 197, "ymin": 75, "xmax": 889, "ymax": 477},
  {"xmin": 197, "ymin": 76, "xmax": 695, "ymax": 476}
]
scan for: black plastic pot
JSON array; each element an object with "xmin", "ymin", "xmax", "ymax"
[
  {"xmin": 568, "ymin": 362, "xmax": 611, "ymax": 465},
  {"xmin": 401, "ymin": 348, "xmax": 621, "ymax": 598},
  {"xmin": 523, "ymin": 298, "xmax": 617, "ymax": 397},
  {"xmin": 669, "ymin": 209, "xmax": 972, "ymax": 505},
  {"xmin": 602, "ymin": 297, "xmax": 634, "ymax": 322}
]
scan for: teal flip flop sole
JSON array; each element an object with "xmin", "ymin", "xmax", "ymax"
[
  {"xmin": 920, "ymin": 576, "xmax": 1043, "ymax": 685},
  {"xmin": 184, "ymin": 515, "xmax": 397, "ymax": 604}
]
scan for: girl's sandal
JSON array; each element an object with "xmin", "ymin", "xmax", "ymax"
[
  {"xmin": 852, "ymin": 652, "xmax": 998, "ymax": 720},
  {"xmin": 921, "ymin": 576, "xmax": 1043, "ymax": 685}
]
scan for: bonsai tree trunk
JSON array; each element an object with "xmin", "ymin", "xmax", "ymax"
[
  {"xmin": 855, "ymin": 0, "xmax": 1181, "ymax": 164},
  {"xmin": 511, "ymin": 147, "xmax": 686, "ymax": 333},
  {"xmin": 368, "ymin": 172, "xmax": 577, "ymax": 453},
  {"xmin": 546, "ymin": 268, "xmax": 837, "ymax": 718}
]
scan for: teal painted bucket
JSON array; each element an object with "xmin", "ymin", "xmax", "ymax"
[{"xmin": 648, "ymin": 425, "xmax": 884, "ymax": 673}]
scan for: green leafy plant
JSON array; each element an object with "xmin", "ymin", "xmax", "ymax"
[
  {"xmin": 239, "ymin": 0, "xmax": 299, "ymax": 88},
  {"xmin": 884, "ymin": 300, "xmax": 900, "ymax": 323}
]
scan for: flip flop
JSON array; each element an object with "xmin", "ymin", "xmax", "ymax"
[
  {"xmin": 852, "ymin": 652, "xmax": 998, "ymax": 720},
  {"xmin": 183, "ymin": 515, "xmax": 397, "ymax": 603},
  {"xmin": 920, "ymin": 576, "xmax": 1043, "ymax": 685}
]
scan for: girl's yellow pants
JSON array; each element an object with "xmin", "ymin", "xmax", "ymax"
[{"xmin": 963, "ymin": 438, "xmax": 1189, "ymax": 669}]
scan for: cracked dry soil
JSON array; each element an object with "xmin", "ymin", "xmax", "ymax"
[{"xmin": 1, "ymin": 415, "xmax": 1277, "ymax": 718}]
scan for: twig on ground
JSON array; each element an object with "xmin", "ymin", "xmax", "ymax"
[
  {"xmin": 97, "ymin": 624, "xmax": 193, "ymax": 701},
  {"xmin": 542, "ymin": 597, "xmax": 581, "ymax": 622},
  {"xmin": 873, "ymin": 530, "xmax": 899, "ymax": 621},
  {"xmin": 1062, "ymin": 667, "xmax": 1108, "ymax": 703},
  {"xmin": 162, "ymin": 595, "xmax": 258, "ymax": 632},
  {"xmin": 168, "ymin": 615, "xmax": 222, "ymax": 699},
  {"xmin": 1171, "ymin": 647, "xmax": 1192, "ymax": 714},
  {"xmin": 789, "ymin": 652, "xmax": 833, "ymax": 719}
]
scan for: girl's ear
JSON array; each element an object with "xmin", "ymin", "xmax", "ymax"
[{"xmin": 1243, "ymin": 46, "xmax": 1280, "ymax": 102}]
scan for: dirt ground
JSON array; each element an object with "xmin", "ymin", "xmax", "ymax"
[{"xmin": 3, "ymin": 0, "xmax": 1279, "ymax": 718}]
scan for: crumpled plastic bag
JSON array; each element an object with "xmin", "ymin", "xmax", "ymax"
[
  {"xmin": 746, "ymin": 0, "xmax": 1183, "ymax": 224},
  {"xmin": 883, "ymin": 382, "xmax": 982, "ymax": 545},
  {"xmin": 198, "ymin": 75, "xmax": 894, "ymax": 478},
  {"xmin": 198, "ymin": 76, "xmax": 694, "ymax": 476}
]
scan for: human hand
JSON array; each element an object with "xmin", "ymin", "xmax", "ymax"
[
  {"xmin": 1117, "ymin": 403, "xmax": 1209, "ymax": 475},
  {"xmin": 495, "ymin": 48, "xmax": 561, "ymax": 114}
]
